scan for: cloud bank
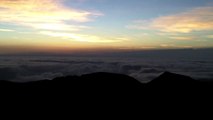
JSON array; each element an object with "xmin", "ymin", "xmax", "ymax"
[{"xmin": 0, "ymin": 50, "xmax": 212, "ymax": 83}]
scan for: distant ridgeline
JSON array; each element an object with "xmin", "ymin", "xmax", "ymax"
[{"xmin": 0, "ymin": 72, "xmax": 213, "ymax": 99}]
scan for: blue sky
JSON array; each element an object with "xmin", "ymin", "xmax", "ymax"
[{"xmin": 0, "ymin": 0, "xmax": 212, "ymax": 54}]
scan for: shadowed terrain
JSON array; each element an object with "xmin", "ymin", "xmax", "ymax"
[{"xmin": 0, "ymin": 72, "xmax": 212, "ymax": 100}]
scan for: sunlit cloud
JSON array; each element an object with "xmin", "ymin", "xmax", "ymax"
[
  {"xmin": 169, "ymin": 36, "xmax": 194, "ymax": 41},
  {"xmin": 25, "ymin": 23, "xmax": 90, "ymax": 31},
  {"xmin": 128, "ymin": 6, "xmax": 213, "ymax": 33},
  {"xmin": 0, "ymin": 0, "xmax": 101, "ymax": 31},
  {"xmin": 160, "ymin": 44, "xmax": 175, "ymax": 47},
  {"xmin": 181, "ymin": 46, "xmax": 193, "ymax": 48},
  {"xmin": 207, "ymin": 35, "xmax": 213, "ymax": 39},
  {"xmin": 40, "ymin": 31, "xmax": 126, "ymax": 43},
  {"xmin": 160, "ymin": 44, "xmax": 193, "ymax": 49},
  {"xmin": 0, "ymin": 28, "xmax": 15, "ymax": 32}
]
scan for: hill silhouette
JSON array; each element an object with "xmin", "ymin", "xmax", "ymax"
[{"xmin": 0, "ymin": 72, "xmax": 213, "ymax": 103}]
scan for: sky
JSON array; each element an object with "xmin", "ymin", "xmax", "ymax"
[{"xmin": 0, "ymin": 0, "xmax": 213, "ymax": 54}]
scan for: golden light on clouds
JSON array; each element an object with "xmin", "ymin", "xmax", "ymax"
[
  {"xmin": 0, "ymin": 0, "xmax": 212, "ymax": 52},
  {"xmin": 169, "ymin": 36, "xmax": 194, "ymax": 41},
  {"xmin": 0, "ymin": 0, "xmax": 100, "ymax": 31},
  {"xmin": 0, "ymin": 0, "xmax": 119, "ymax": 43},
  {"xmin": 40, "ymin": 31, "xmax": 128, "ymax": 43},
  {"xmin": 26, "ymin": 23, "xmax": 89, "ymax": 31},
  {"xmin": 207, "ymin": 35, "xmax": 213, "ymax": 39},
  {"xmin": 128, "ymin": 6, "xmax": 213, "ymax": 33},
  {"xmin": 0, "ymin": 28, "xmax": 15, "ymax": 32}
]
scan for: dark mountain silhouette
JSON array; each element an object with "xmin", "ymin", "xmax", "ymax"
[
  {"xmin": 0, "ymin": 72, "xmax": 213, "ymax": 104},
  {"xmin": 145, "ymin": 72, "xmax": 213, "ymax": 99}
]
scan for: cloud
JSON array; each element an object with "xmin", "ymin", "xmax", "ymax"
[
  {"xmin": 25, "ymin": 23, "xmax": 90, "ymax": 31},
  {"xmin": 207, "ymin": 35, "xmax": 213, "ymax": 38},
  {"xmin": 169, "ymin": 36, "xmax": 194, "ymax": 41},
  {"xmin": 40, "ymin": 31, "xmax": 127, "ymax": 43},
  {"xmin": 1, "ymin": 50, "xmax": 213, "ymax": 82},
  {"xmin": 0, "ymin": 28, "xmax": 15, "ymax": 32},
  {"xmin": 160, "ymin": 44, "xmax": 175, "ymax": 48},
  {"xmin": 128, "ymin": 6, "xmax": 213, "ymax": 33},
  {"xmin": 0, "ymin": 67, "xmax": 17, "ymax": 80},
  {"xmin": 0, "ymin": 0, "xmax": 101, "ymax": 31}
]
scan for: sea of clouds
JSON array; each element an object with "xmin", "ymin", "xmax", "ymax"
[{"xmin": 0, "ymin": 50, "xmax": 213, "ymax": 83}]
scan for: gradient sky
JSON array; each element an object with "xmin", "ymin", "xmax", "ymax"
[{"xmin": 0, "ymin": 0, "xmax": 213, "ymax": 54}]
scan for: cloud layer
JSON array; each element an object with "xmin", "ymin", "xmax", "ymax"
[{"xmin": 0, "ymin": 50, "xmax": 213, "ymax": 82}]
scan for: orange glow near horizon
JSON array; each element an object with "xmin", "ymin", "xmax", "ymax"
[{"xmin": 0, "ymin": 0, "xmax": 212, "ymax": 54}]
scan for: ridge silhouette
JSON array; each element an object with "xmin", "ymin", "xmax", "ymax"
[{"xmin": 0, "ymin": 72, "xmax": 213, "ymax": 101}]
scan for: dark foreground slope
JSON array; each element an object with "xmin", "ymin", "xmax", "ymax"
[
  {"xmin": 0, "ymin": 72, "xmax": 143, "ymax": 98},
  {"xmin": 0, "ymin": 73, "xmax": 211, "ymax": 120},
  {"xmin": 0, "ymin": 72, "xmax": 213, "ymax": 101}
]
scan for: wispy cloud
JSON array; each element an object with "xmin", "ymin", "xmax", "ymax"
[
  {"xmin": 0, "ymin": 28, "xmax": 15, "ymax": 32},
  {"xmin": 25, "ymin": 23, "xmax": 90, "ymax": 31},
  {"xmin": 40, "ymin": 31, "xmax": 127, "ymax": 43},
  {"xmin": 128, "ymin": 6, "xmax": 213, "ymax": 33},
  {"xmin": 207, "ymin": 35, "xmax": 213, "ymax": 38},
  {"xmin": 169, "ymin": 36, "xmax": 194, "ymax": 41},
  {"xmin": 0, "ymin": 0, "xmax": 101, "ymax": 31},
  {"xmin": 160, "ymin": 44, "xmax": 175, "ymax": 47}
]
